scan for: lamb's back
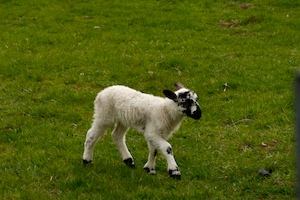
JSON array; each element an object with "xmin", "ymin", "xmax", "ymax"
[{"xmin": 96, "ymin": 85, "xmax": 165, "ymax": 127}]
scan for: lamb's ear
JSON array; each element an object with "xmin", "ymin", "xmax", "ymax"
[
  {"xmin": 174, "ymin": 82, "xmax": 185, "ymax": 90},
  {"xmin": 163, "ymin": 90, "xmax": 178, "ymax": 102}
]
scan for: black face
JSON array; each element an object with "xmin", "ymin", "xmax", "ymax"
[
  {"xmin": 163, "ymin": 88, "xmax": 201, "ymax": 120},
  {"xmin": 177, "ymin": 90, "xmax": 201, "ymax": 120}
]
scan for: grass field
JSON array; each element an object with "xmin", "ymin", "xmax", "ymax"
[{"xmin": 0, "ymin": 0, "xmax": 299, "ymax": 199}]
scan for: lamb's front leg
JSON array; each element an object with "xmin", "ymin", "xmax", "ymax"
[
  {"xmin": 144, "ymin": 141, "xmax": 157, "ymax": 174},
  {"xmin": 146, "ymin": 135, "xmax": 181, "ymax": 180}
]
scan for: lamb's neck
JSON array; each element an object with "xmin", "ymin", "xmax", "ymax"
[{"xmin": 164, "ymin": 99, "xmax": 185, "ymax": 123}]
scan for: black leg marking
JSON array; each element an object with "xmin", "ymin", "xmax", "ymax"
[
  {"xmin": 83, "ymin": 160, "xmax": 93, "ymax": 165},
  {"xmin": 144, "ymin": 167, "xmax": 155, "ymax": 173},
  {"xmin": 123, "ymin": 158, "xmax": 135, "ymax": 168},
  {"xmin": 143, "ymin": 167, "xmax": 156, "ymax": 175},
  {"xmin": 144, "ymin": 167, "xmax": 150, "ymax": 173},
  {"xmin": 154, "ymin": 149, "xmax": 158, "ymax": 157},
  {"xmin": 166, "ymin": 147, "xmax": 172, "ymax": 155}
]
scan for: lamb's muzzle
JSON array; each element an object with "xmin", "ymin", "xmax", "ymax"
[{"xmin": 189, "ymin": 104, "xmax": 202, "ymax": 120}]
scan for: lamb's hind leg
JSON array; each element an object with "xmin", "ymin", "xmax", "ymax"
[
  {"xmin": 83, "ymin": 118, "xmax": 108, "ymax": 164},
  {"xmin": 111, "ymin": 123, "xmax": 135, "ymax": 168}
]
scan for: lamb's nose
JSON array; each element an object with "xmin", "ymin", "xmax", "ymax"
[{"xmin": 192, "ymin": 106, "xmax": 201, "ymax": 120}]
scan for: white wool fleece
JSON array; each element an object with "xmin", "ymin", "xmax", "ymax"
[{"xmin": 93, "ymin": 86, "xmax": 184, "ymax": 139}]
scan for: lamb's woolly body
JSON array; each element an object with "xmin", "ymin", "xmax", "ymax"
[
  {"xmin": 94, "ymin": 85, "xmax": 183, "ymax": 139},
  {"xmin": 83, "ymin": 83, "xmax": 201, "ymax": 179}
]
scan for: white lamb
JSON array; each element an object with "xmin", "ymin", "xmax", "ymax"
[{"xmin": 82, "ymin": 82, "xmax": 201, "ymax": 179}]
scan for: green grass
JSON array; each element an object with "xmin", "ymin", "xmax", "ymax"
[{"xmin": 0, "ymin": 0, "xmax": 299, "ymax": 199}]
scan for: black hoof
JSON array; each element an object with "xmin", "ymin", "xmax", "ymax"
[
  {"xmin": 144, "ymin": 167, "xmax": 156, "ymax": 175},
  {"xmin": 83, "ymin": 160, "xmax": 93, "ymax": 165},
  {"xmin": 169, "ymin": 169, "xmax": 181, "ymax": 180},
  {"xmin": 144, "ymin": 167, "xmax": 150, "ymax": 173},
  {"xmin": 123, "ymin": 158, "xmax": 135, "ymax": 168},
  {"xmin": 170, "ymin": 173, "xmax": 181, "ymax": 180}
]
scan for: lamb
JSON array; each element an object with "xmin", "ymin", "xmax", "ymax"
[{"xmin": 82, "ymin": 82, "xmax": 201, "ymax": 179}]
